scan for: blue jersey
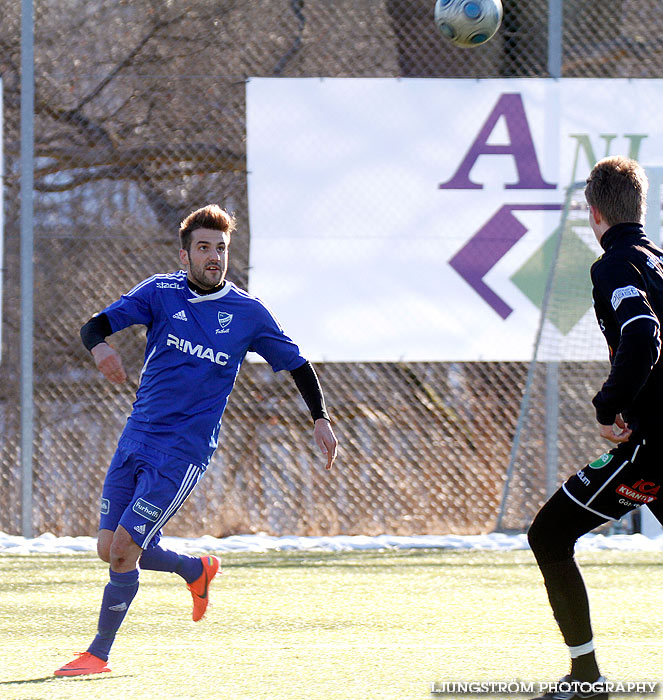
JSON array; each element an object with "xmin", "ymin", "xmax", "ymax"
[{"xmin": 100, "ymin": 270, "xmax": 306, "ymax": 468}]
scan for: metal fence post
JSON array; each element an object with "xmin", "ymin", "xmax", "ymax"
[
  {"xmin": 548, "ymin": 0, "xmax": 562, "ymax": 79},
  {"xmin": 20, "ymin": 0, "xmax": 34, "ymax": 538}
]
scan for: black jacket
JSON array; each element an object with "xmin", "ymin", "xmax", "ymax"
[{"xmin": 591, "ymin": 222, "xmax": 663, "ymax": 432}]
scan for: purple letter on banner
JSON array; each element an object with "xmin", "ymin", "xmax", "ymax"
[{"xmin": 440, "ymin": 93, "xmax": 556, "ymax": 191}]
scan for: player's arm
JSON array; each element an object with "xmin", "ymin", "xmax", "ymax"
[
  {"xmin": 249, "ymin": 302, "xmax": 338, "ymax": 470},
  {"xmin": 80, "ymin": 276, "xmax": 156, "ymax": 384},
  {"xmin": 290, "ymin": 361, "xmax": 338, "ymax": 470},
  {"xmin": 80, "ymin": 313, "xmax": 127, "ymax": 384},
  {"xmin": 591, "ymin": 262, "xmax": 661, "ymax": 437}
]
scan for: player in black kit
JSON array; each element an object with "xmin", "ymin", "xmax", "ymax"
[{"xmin": 527, "ymin": 156, "xmax": 663, "ymax": 700}]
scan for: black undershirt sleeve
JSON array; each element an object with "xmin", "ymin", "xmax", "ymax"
[
  {"xmin": 289, "ymin": 361, "xmax": 330, "ymax": 423},
  {"xmin": 81, "ymin": 314, "xmax": 331, "ymax": 421},
  {"xmin": 80, "ymin": 313, "xmax": 113, "ymax": 352}
]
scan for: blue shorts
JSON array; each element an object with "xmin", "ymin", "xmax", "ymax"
[{"xmin": 99, "ymin": 435, "xmax": 204, "ymax": 549}]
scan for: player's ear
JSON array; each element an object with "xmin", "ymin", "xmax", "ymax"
[
  {"xmin": 179, "ymin": 248, "xmax": 189, "ymax": 267},
  {"xmin": 589, "ymin": 205, "xmax": 602, "ymax": 227}
]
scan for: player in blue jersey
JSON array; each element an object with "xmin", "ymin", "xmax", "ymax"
[{"xmin": 55, "ymin": 204, "xmax": 337, "ymax": 677}]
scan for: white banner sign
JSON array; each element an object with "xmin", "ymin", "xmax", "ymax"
[{"xmin": 246, "ymin": 78, "xmax": 663, "ymax": 362}]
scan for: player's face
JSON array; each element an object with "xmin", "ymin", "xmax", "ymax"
[{"xmin": 180, "ymin": 228, "xmax": 230, "ymax": 290}]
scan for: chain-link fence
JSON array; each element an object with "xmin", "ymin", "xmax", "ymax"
[
  {"xmin": 1, "ymin": 0, "xmax": 660, "ymax": 538},
  {"xmin": 497, "ymin": 184, "xmax": 609, "ymax": 531}
]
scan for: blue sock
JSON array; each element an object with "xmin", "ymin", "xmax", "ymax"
[
  {"xmin": 139, "ymin": 545, "xmax": 203, "ymax": 584},
  {"xmin": 87, "ymin": 569, "xmax": 139, "ymax": 662}
]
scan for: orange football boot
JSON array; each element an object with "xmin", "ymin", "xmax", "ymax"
[
  {"xmin": 54, "ymin": 651, "xmax": 111, "ymax": 677},
  {"xmin": 187, "ymin": 555, "xmax": 220, "ymax": 621}
]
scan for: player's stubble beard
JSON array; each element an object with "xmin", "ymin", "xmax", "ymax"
[{"xmin": 188, "ymin": 256, "xmax": 227, "ymax": 291}]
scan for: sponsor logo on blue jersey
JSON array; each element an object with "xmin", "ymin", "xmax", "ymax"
[
  {"xmin": 132, "ymin": 498, "xmax": 163, "ymax": 522},
  {"xmin": 156, "ymin": 282, "xmax": 184, "ymax": 289},
  {"xmin": 166, "ymin": 333, "xmax": 229, "ymax": 365}
]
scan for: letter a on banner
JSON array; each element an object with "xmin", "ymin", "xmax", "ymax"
[{"xmin": 440, "ymin": 93, "xmax": 556, "ymax": 191}]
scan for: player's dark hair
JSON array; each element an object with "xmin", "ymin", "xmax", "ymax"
[
  {"xmin": 179, "ymin": 204, "xmax": 236, "ymax": 251},
  {"xmin": 585, "ymin": 156, "xmax": 648, "ymax": 227}
]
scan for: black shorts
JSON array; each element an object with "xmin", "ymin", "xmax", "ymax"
[{"xmin": 563, "ymin": 435, "xmax": 662, "ymax": 521}]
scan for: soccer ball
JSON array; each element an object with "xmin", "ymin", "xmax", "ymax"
[{"xmin": 434, "ymin": 0, "xmax": 503, "ymax": 48}]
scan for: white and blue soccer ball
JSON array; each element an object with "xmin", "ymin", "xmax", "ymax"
[{"xmin": 434, "ymin": 0, "xmax": 503, "ymax": 48}]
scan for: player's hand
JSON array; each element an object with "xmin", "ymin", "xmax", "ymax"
[
  {"xmin": 91, "ymin": 342, "xmax": 127, "ymax": 384},
  {"xmin": 598, "ymin": 414, "xmax": 632, "ymax": 444},
  {"xmin": 314, "ymin": 418, "xmax": 337, "ymax": 470}
]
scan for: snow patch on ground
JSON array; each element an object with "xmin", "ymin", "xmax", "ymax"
[{"xmin": 1, "ymin": 531, "xmax": 662, "ymax": 555}]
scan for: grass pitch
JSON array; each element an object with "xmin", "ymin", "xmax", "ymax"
[{"xmin": 0, "ymin": 549, "xmax": 661, "ymax": 700}]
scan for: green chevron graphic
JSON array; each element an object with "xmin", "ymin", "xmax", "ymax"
[{"xmin": 510, "ymin": 223, "xmax": 597, "ymax": 335}]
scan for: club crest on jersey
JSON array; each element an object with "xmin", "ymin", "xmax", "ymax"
[{"xmin": 216, "ymin": 311, "xmax": 233, "ymax": 334}]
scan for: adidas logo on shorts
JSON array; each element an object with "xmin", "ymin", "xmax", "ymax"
[
  {"xmin": 172, "ymin": 310, "xmax": 188, "ymax": 321},
  {"xmin": 134, "ymin": 523, "xmax": 146, "ymax": 534}
]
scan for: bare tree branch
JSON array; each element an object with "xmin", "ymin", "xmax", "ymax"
[
  {"xmin": 73, "ymin": 15, "xmax": 179, "ymax": 113},
  {"xmin": 33, "ymin": 144, "xmax": 246, "ymax": 178}
]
